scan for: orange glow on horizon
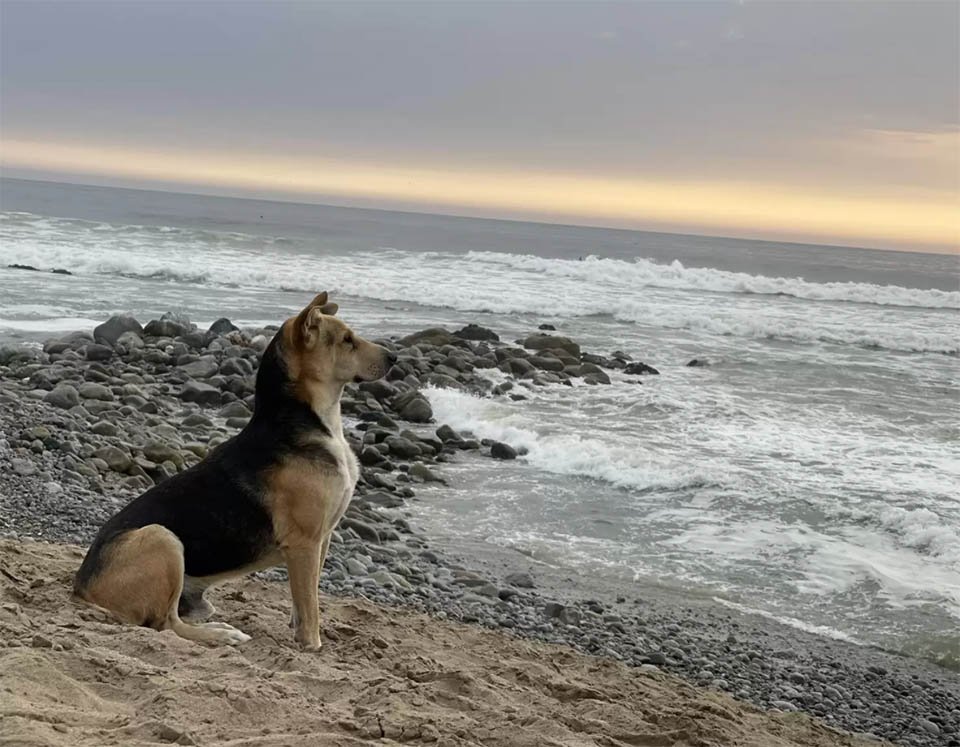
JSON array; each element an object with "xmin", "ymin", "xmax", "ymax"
[{"xmin": 2, "ymin": 138, "xmax": 958, "ymax": 253}]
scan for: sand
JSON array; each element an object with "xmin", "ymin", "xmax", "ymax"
[{"xmin": 0, "ymin": 539, "xmax": 882, "ymax": 747}]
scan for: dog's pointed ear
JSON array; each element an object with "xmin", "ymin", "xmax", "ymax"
[{"xmin": 292, "ymin": 292, "xmax": 335, "ymax": 349}]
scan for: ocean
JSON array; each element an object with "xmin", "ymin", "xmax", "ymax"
[{"xmin": 1, "ymin": 177, "xmax": 958, "ymax": 668}]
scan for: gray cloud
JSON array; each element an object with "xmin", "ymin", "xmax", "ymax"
[{"xmin": 2, "ymin": 1, "xmax": 957, "ymax": 188}]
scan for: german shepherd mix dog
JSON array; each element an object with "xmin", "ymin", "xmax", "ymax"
[{"xmin": 74, "ymin": 293, "xmax": 395, "ymax": 649}]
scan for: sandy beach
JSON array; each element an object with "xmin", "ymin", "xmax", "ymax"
[
  {"xmin": 0, "ymin": 312, "xmax": 956, "ymax": 746},
  {"xmin": 1, "ymin": 538, "xmax": 886, "ymax": 747}
]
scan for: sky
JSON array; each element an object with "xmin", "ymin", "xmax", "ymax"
[{"xmin": 1, "ymin": 0, "xmax": 957, "ymax": 253}]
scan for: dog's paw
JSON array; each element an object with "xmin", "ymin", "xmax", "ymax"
[{"xmin": 223, "ymin": 628, "xmax": 252, "ymax": 646}]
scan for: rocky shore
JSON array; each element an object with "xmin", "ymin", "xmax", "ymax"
[{"xmin": 0, "ymin": 312, "xmax": 957, "ymax": 747}]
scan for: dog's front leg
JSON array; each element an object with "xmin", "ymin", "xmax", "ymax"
[{"xmin": 283, "ymin": 542, "xmax": 322, "ymax": 650}]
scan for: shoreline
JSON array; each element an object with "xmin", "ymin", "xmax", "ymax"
[{"xmin": 0, "ymin": 312, "xmax": 957, "ymax": 746}]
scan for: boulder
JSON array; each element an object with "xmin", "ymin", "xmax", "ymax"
[
  {"xmin": 398, "ymin": 328, "xmax": 458, "ymax": 348},
  {"xmin": 77, "ymin": 382, "xmax": 113, "ymax": 401},
  {"xmin": 44, "ymin": 384, "xmax": 80, "ymax": 409},
  {"xmin": 624, "ymin": 361, "xmax": 660, "ymax": 375},
  {"xmin": 84, "ymin": 344, "xmax": 113, "ymax": 362},
  {"xmin": 490, "ymin": 441, "xmax": 518, "ymax": 460},
  {"xmin": 384, "ymin": 435, "xmax": 421, "ymax": 459},
  {"xmin": 392, "ymin": 391, "xmax": 433, "ymax": 423},
  {"xmin": 93, "ymin": 446, "xmax": 132, "ymax": 473},
  {"xmin": 209, "ymin": 317, "xmax": 240, "ymax": 335},
  {"xmin": 93, "ymin": 315, "xmax": 143, "ymax": 346},
  {"xmin": 453, "ymin": 324, "xmax": 500, "ymax": 342},
  {"xmin": 520, "ymin": 333, "xmax": 581, "ymax": 358},
  {"xmin": 180, "ymin": 381, "xmax": 221, "ymax": 406},
  {"xmin": 179, "ymin": 357, "xmax": 219, "ymax": 379}
]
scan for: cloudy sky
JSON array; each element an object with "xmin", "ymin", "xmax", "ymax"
[{"xmin": 1, "ymin": 1, "xmax": 957, "ymax": 252}]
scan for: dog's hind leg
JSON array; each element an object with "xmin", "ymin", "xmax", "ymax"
[
  {"xmin": 178, "ymin": 578, "xmax": 217, "ymax": 622},
  {"xmin": 80, "ymin": 524, "xmax": 250, "ymax": 646}
]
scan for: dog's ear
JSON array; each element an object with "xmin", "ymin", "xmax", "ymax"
[{"xmin": 292, "ymin": 292, "xmax": 336, "ymax": 349}]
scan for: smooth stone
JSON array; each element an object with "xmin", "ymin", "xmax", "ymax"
[
  {"xmin": 44, "ymin": 385, "xmax": 80, "ymax": 409},
  {"xmin": 490, "ymin": 441, "xmax": 518, "ymax": 460}
]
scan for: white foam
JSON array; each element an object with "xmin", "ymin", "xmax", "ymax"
[
  {"xmin": 0, "ymin": 316, "xmax": 103, "ymax": 333},
  {"xmin": 423, "ymin": 385, "xmax": 732, "ymax": 493},
  {"xmin": 465, "ymin": 252, "xmax": 960, "ymax": 310}
]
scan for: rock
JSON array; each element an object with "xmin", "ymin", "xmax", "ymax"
[
  {"xmin": 394, "ymin": 393, "xmax": 432, "ymax": 423},
  {"xmin": 340, "ymin": 518, "xmax": 381, "ymax": 543},
  {"xmin": 385, "ymin": 436, "xmax": 421, "ymax": 459},
  {"xmin": 357, "ymin": 491, "xmax": 404, "ymax": 509},
  {"xmin": 144, "ymin": 318, "xmax": 190, "ymax": 337},
  {"xmin": 44, "ymin": 384, "xmax": 79, "ymax": 409},
  {"xmin": 544, "ymin": 602, "xmax": 580, "ymax": 626},
  {"xmin": 490, "ymin": 441, "xmax": 518, "ymax": 460},
  {"xmin": 218, "ymin": 401, "xmax": 252, "ymax": 419},
  {"xmin": 142, "ymin": 442, "xmax": 183, "ymax": 468},
  {"xmin": 686, "ymin": 358, "xmax": 708, "ymax": 367},
  {"xmin": 528, "ymin": 355, "xmax": 565, "ymax": 372},
  {"xmin": 94, "ymin": 446, "xmax": 132, "ymax": 473},
  {"xmin": 208, "ymin": 317, "xmax": 239, "ymax": 335},
  {"xmin": 538, "ymin": 323, "xmax": 557, "ymax": 330},
  {"xmin": 78, "ymin": 382, "xmax": 113, "ymax": 401},
  {"xmin": 504, "ymin": 572, "xmax": 534, "ymax": 588},
  {"xmin": 94, "ymin": 315, "xmax": 143, "ymax": 346},
  {"xmin": 81, "ymin": 342, "xmax": 114, "ymax": 362},
  {"xmin": 345, "ymin": 558, "xmax": 367, "ymax": 576},
  {"xmin": 918, "ymin": 719, "xmax": 941, "ymax": 736},
  {"xmin": 453, "ymin": 324, "xmax": 499, "ymax": 342},
  {"xmin": 179, "ymin": 357, "xmax": 219, "ymax": 379},
  {"xmin": 359, "ymin": 380, "xmax": 398, "ymax": 402},
  {"xmin": 31, "ymin": 634, "xmax": 54, "ymax": 648},
  {"xmin": 90, "ymin": 421, "xmax": 119, "ymax": 437},
  {"xmin": 520, "ymin": 333, "xmax": 581, "ymax": 358},
  {"xmin": 180, "ymin": 381, "xmax": 221, "ymax": 406},
  {"xmin": 220, "ymin": 357, "xmax": 253, "ymax": 377},
  {"xmin": 409, "ymin": 463, "xmax": 444, "ymax": 483},
  {"xmin": 646, "ymin": 651, "xmax": 668, "ymax": 666},
  {"xmin": 398, "ymin": 328, "xmax": 458, "ymax": 348},
  {"xmin": 436, "ymin": 424, "xmax": 462, "ymax": 442},
  {"xmin": 11, "ymin": 458, "xmax": 37, "ymax": 477},
  {"xmin": 624, "ymin": 361, "xmax": 660, "ymax": 375}
]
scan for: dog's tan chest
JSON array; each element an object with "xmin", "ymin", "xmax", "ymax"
[{"xmin": 267, "ymin": 432, "xmax": 359, "ymax": 543}]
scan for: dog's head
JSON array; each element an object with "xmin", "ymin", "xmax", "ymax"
[{"xmin": 283, "ymin": 292, "xmax": 395, "ymax": 388}]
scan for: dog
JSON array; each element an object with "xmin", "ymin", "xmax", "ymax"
[{"xmin": 74, "ymin": 292, "xmax": 395, "ymax": 649}]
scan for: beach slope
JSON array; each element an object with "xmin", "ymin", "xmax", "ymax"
[{"xmin": 1, "ymin": 539, "xmax": 880, "ymax": 747}]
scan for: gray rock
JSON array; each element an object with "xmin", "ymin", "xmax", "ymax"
[
  {"xmin": 84, "ymin": 343, "xmax": 114, "ymax": 361},
  {"xmin": 624, "ymin": 361, "xmax": 660, "ymax": 375},
  {"xmin": 220, "ymin": 357, "xmax": 253, "ymax": 377},
  {"xmin": 398, "ymin": 328, "xmax": 458, "ymax": 348},
  {"xmin": 453, "ymin": 324, "xmax": 499, "ymax": 342},
  {"xmin": 144, "ymin": 318, "xmax": 189, "ymax": 337},
  {"xmin": 142, "ymin": 442, "xmax": 183, "ymax": 468},
  {"xmin": 504, "ymin": 572, "xmax": 534, "ymax": 588},
  {"xmin": 409, "ymin": 463, "xmax": 444, "ymax": 483},
  {"xmin": 385, "ymin": 435, "xmax": 421, "ymax": 459},
  {"xmin": 94, "ymin": 445, "xmax": 132, "ymax": 473},
  {"xmin": 436, "ymin": 424, "xmax": 462, "ymax": 442},
  {"xmin": 209, "ymin": 317, "xmax": 239, "ymax": 335},
  {"xmin": 78, "ymin": 382, "xmax": 113, "ymax": 401},
  {"xmin": 340, "ymin": 518, "xmax": 380, "ymax": 543},
  {"xmin": 11, "ymin": 458, "xmax": 37, "ymax": 476},
  {"xmin": 180, "ymin": 381, "xmax": 221, "ymax": 406},
  {"xmin": 44, "ymin": 384, "xmax": 80, "ymax": 409},
  {"xmin": 345, "ymin": 558, "xmax": 367, "ymax": 576},
  {"xmin": 179, "ymin": 357, "xmax": 219, "ymax": 379},
  {"xmin": 490, "ymin": 441, "xmax": 518, "ymax": 460},
  {"xmin": 520, "ymin": 333, "xmax": 581, "ymax": 358},
  {"xmin": 395, "ymin": 393, "xmax": 432, "ymax": 423},
  {"xmin": 218, "ymin": 401, "xmax": 252, "ymax": 419},
  {"xmin": 94, "ymin": 315, "xmax": 143, "ymax": 346},
  {"xmin": 90, "ymin": 421, "xmax": 119, "ymax": 437}
]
